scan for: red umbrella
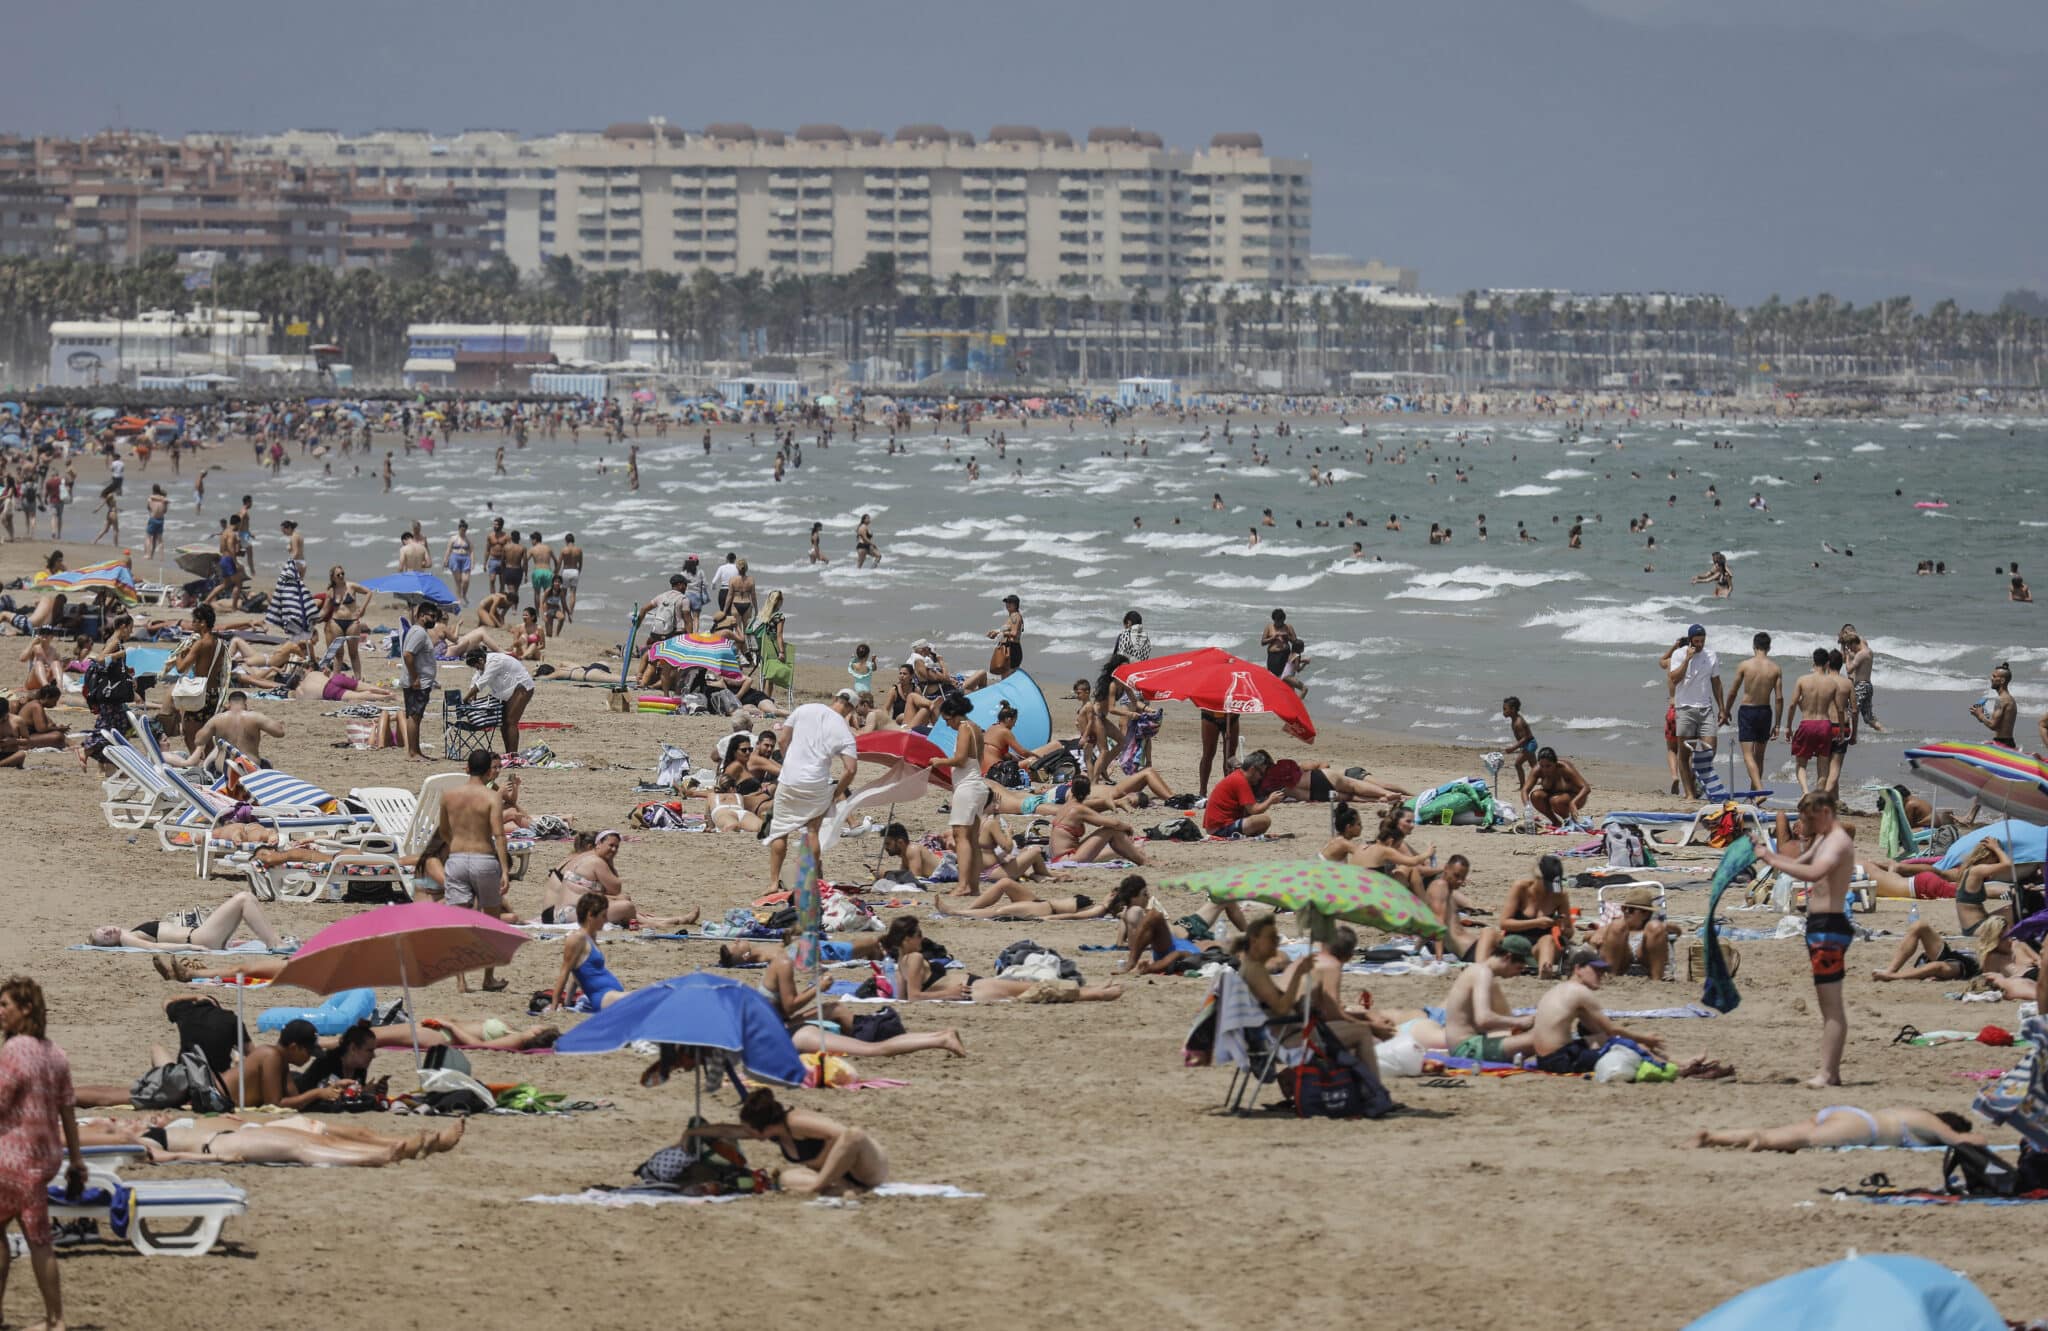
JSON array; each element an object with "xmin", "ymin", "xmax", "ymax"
[
  {"xmin": 855, "ymin": 729, "xmax": 952, "ymax": 789},
  {"xmin": 1115, "ymin": 647, "xmax": 1316, "ymax": 743}
]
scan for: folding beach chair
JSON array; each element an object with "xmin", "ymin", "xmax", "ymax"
[
  {"xmin": 1687, "ymin": 741, "xmax": 1770, "ymax": 805},
  {"xmin": 1194, "ymin": 970, "xmax": 1310, "ymax": 1114},
  {"xmin": 1878, "ymin": 786, "xmax": 1944, "ymax": 861},
  {"xmin": 441, "ymin": 688, "xmax": 502, "ymax": 763}
]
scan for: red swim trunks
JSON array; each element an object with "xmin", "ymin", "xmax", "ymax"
[
  {"xmin": 1664, "ymin": 706, "xmax": 1677, "ymax": 745},
  {"xmin": 1913, "ymin": 871, "xmax": 1957, "ymax": 901},
  {"xmin": 1789, "ymin": 718, "xmax": 1835, "ymax": 761}
]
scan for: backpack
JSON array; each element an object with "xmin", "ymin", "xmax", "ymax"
[
  {"xmin": 1943, "ymin": 1141, "xmax": 2022, "ymax": 1197},
  {"xmin": 83, "ymin": 654, "xmax": 136, "ymax": 711},
  {"xmin": 129, "ymin": 1049, "xmax": 232, "ymax": 1114},
  {"xmin": 1146, "ymin": 816, "xmax": 1204, "ymax": 842},
  {"xmin": 1602, "ymin": 822, "xmax": 1650, "ymax": 868},
  {"xmin": 1278, "ymin": 1023, "xmax": 1397, "ymax": 1120}
]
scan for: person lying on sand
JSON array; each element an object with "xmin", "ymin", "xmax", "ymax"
[
  {"xmin": 85, "ymin": 1113, "xmax": 465, "ymax": 1166},
  {"xmin": 749, "ymin": 949, "xmax": 965, "ymax": 1061},
  {"xmin": 1440, "ymin": 934, "xmax": 1537, "ymax": 1062},
  {"xmin": 1691, "ymin": 1107, "xmax": 1981, "ymax": 1153},
  {"xmin": 1868, "ymin": 918, "xmax": 2036, "ymax": 986},
  {"xmin": 89, "ymin": 891, "xmax": 291, "ymax": 953},
  {"xmin": 1255, "ymin": 752, "xmax": 1412, "ymax": 806},
  {"xmin": 882, "ymin": 917, "xmax": 1122, "ymax": 1002}
]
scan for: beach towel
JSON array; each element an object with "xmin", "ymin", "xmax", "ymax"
[
  {"xmin": 1699, "ymin": 838, "xmax": 1755, "ymax": 1014},
  {"xmin": 766, "ymin": 777, "xmax": 836, "ymax": 844},
  {"xmin": 525, "ymin": 1182, "xmax": 980, "ymax": 1208},
  {"xmin": 1973, "ymin": 1012, "xmax": 2048, "ymax": 1152}
]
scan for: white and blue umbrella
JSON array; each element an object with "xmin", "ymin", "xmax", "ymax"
[{"xmin": 265, "ymin": 565, "xmax": 317, "ymax": 640}]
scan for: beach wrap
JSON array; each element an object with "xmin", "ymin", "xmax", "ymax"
[{"xmin": 768, "ymin": 777, "xmax": 837, "ymax": 843}]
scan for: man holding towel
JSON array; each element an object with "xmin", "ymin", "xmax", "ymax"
[{"xmin": 763, "ymin": 689, "xmax": 861, "ymax": 893}]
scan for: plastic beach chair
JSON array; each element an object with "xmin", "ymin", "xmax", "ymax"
[{"xmin": 46, "ymin": 1151, "xmax": 248, "ymax": 1258}]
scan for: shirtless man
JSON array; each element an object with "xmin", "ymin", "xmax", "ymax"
[
  {"xmin": 1500, "ymin": 854, "xmax": 1573, "ymax": 978},
  {"xmin": 396, "ymin": 532, "xmax": 430, "ymax": 573},
  {"xmin": 986, "ymin": 594, "xmax": 1024, "ymax": 679},
  {"xmin": 1441, "ymin": 934, "xmax": 1536, "ymax": 1062},
  {"xmin": 878, "ymin": 822, "xmax": 944, "ymax": 882},
  {"xmin": 144, "ymin": 485, "xmax": 170, "ymax": 559},
  {"xmin": 1970, "ymin": 663, "xmax": 2018, "ymax": 749},
  {"xmin": 557, "ymin": 533, "xmax": 583, "ymax": 621},
  {"xmin": 167, "ymin": 691, "xmax": 285, "ymax": 767},
  {"xmin": 499, "ymin": 530, "xmax": 528, "ymax": 607},
  {"xmin": 1723, "ymin": 631, "xmax": 1784, "ymax": 792},
  {"xmin": 1520, "ymin": 747, "xmax": 1591, "ymax": 827},
  {"xmin": 1524, "ymin": 948, "xmax": 1668, "ymax": 1074},
  {"xmin": 527, "ymin": 531, "xmax": 556, "ymax": 609},
  {"xmin": 1786, "ymin": 648, "xmax": 1852, "ymax": 797},
  {"xmin": 1502, "ymin": 695, "xmax": 1537, "ymax": 790},
  {"xmin": 1836, "ymin": 625, "xmax": 1883, "ymax": 735},
  {"xmin": 1425, "ymin": 855, "xmax": 1496, "ymax": 964},
  {"xmin": 1753, "ymin": 790, "xmax": 1855, "ymax": 1087},
  {"xmin": 432, "ymin": 750, "xmax": 512, "ymax": 993}
]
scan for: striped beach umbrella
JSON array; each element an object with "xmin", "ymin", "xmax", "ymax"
[
  {"xmin": 234, "ymin": 766, "xmax": 341, "ymax": 813},
  {"xmin": 1170, "ymin": 861, "xmax": 1444, "ymax": 938},
  {"xmin": 1904, "ymin": 741, "xmax": 2048, "ymax": 823},
  {"xmin": 647, "ymin": 632, "xmax": 745, "ymax": 683},
  {"xmin": 265, "ymin": 564, "xmax": 317, "ymax": 639}
]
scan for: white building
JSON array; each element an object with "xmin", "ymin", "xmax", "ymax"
[
  {"xmin": 47, "ymin": 309, "xmax": 270, "ymax": 387},
  {"xmin": 224, "ymin": 123, "xmax": 1311, "ymax": 291}
]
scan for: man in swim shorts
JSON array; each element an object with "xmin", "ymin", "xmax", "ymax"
[
  {"xmin": 1442, "ymin": 933, "xmax": 1535, "ymax": 1062},
  {"xmin": 1754, "ymin": 789, "xmax": 1855, "ymax": 1087},
  {"xmin": 1786, "ymin": 648, "xmax": 1849, "ymax": 797},
  {"xmin": 432, "ymin": 750, "xmax": 513, "ymax": 993},
  {"xmin": 1724, "ymin": 631, "xmax": 1783, "ymax": 793},
  {"xmin": 1836, "ymin": 625, "xmax": 1883, "ymax": 734},
  {"xmin": 1525, "ymin": 947, "xmax": 1666, "ymax": 1074}
]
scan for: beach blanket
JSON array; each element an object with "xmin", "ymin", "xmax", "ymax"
[
  {"xmin": 1973, "ymin": 1012, "xmax": 2048, "ymax": 1151},
  {"xmin": 71, "ymin": 941, "xmax": 289, "ymax": 956},
  {"xmin": 1835, "ymin": 1189, "xmax": 2048, "ymax": 1206},
  {"xmin": 525, "ymin": 1182, "xmax": 981, "ymax": 1208}
]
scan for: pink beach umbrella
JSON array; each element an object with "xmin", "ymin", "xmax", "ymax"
[{"xmin": 276, "ymin": 902, "xmax": 532, "ymax": 1071}]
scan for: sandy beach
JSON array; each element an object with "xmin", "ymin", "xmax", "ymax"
[{"xmin": 1, "ymin": 434, "xmax": 2042, "ymax": 1329}]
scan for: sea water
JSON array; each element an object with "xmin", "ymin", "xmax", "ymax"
[{"xmin": 185, "ymin": 412, "xmax": 2048, "ymax": 773}]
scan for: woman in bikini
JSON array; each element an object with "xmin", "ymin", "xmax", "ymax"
[
  {"xmin": 319, "ymin": 565, "xmax": 372, "ymax": 677},
  {"xmin": 880, "ymin": 665, "xmax": 939, "ymax": 731},
  {"xmin": 1356, "ymin": 808, "xmax": 1440, "ymax": 895},
  {"xmin": 89, "ymin": 891, "xmax": 290, "ymax": 952},
  {"xmin": 543, "ymin": 831, "xmax": 695, "ymax": 930},
  {"xmin": 508, "ymin": 606, "xmax": 546, "ymax": 662},
  {"xmin": 1691, "ymin": 1106, "xmax": 1981, "ymax": 1153},
  {"xmin": 683, "ymin": 1088, "xmax": 889, "ymax": 1196},
  {"xmin": 700, "ymin": 787, "xmax": 765, "ymax": 835},
  {"xmin": 98, "ymin": 1114, "xmax": 466, "ymax": 1167},
  {"xmin": 1320, "ymin": 802, "xmax": 1369, "ymax": 863},
  {"xmin": 1046, "ymin": 776, "xmax": 1149, "ymax": 866},
  {"xmin": 751, "ymin": 950, "xmax": 966, "ymax": 1061},
  {"xmin": 883, "ymin": 917, "xmax": 1123, "ymax": 1003},
  {"xmin": 934, "ymin": 694, "xmax": 990, "ymax": 897}
]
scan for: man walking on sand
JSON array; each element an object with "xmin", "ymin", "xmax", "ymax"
[
  {"xmin": 1724, "ymin": 631, "xmax": 1784, "ymax": 793},
  {"xmin": 1662, "ymin": 623, "xmax": 1724, "ymax": 800},
  {"xmin": 432, "ymin": 750, "xmax": 513, "ymax": 994},
  {"xmin": 1837, "ymin": 625, "xmax": 1884, "ymax": 735},
  {"xmin": 1753, "ymin": 790, "xmax": 1855, "ymax": 1088},
  {"xmin": 762, "ymin": 690, "xmax": 861, "ymax": 894},
  {"xmin": 399, "ymin": 603, "xmax": 439, "ymax": 761}
]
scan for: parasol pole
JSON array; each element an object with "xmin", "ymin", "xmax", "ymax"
[
  {"xmin": 234, "ymin": 969, "xmax": 247, "ymax": 1108},
  {"xmin": 397, "ymin": 941, "xmax": 421, "ymax": 1074}
]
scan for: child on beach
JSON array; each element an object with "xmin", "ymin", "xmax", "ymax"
[
  {"xmin": 848, "ymin": 643, "xmax": 874, "ymax": 695},
  {"xmin": 1503, "ymin": 696, "xmax": 1537, "ymax": 786}
]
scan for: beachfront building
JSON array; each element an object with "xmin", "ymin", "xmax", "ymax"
[
  {"xmin": 546, "ymin": 122, "xmax": 1308, "ymax": 291},
  {"xmin": 1309, "ymin": 253, "xmax": 1421, "ymax": 294},
  {"xmin": 0, "ymin": 132, "xmax": 492, "ymax": 269},
  {"xmin": 82, "ymin": 123, "xmax": 1310, "ymax": 291}
]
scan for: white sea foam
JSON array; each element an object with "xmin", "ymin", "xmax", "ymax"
[
  {"xmin": 1203, "ymin": 572, "xmax": 1328, "ymax": 594},
  {"xmin": 1122, "ymin": 531, "xmax": 1239, "ymax": 552},
  {"xmin": 1548, "ymin": 716, "xmax": 1639, "ymax": 731},
  {"xmin": 1749, "ymin": 475, "xmax": 1788, "ymax": 487},
  {"xmin": 1496, "ymin": 484, "xmax": 1560, "ymax": 497},
  {"xmin": 1852, "ymin": 442, "xmax": 1885, "ymax": 453},
  {"xmin": 1390, "ymin": 565, "xmax": 1584, "ymax": 603},
  {"xmin": 1325, "ymin": 559, "xmax": 1418, "ymax": 576},
  {"xmin": 1543, "ymin": 468, "xmax": 1592, "ymax": 480}
]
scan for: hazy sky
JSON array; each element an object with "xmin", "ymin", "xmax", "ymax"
[{"xmin": 5, "ymin": 0, "xmax": 2041, "ymax": 306}]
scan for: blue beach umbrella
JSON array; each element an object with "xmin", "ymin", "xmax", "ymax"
[
  {"xmin": 1685, "ymin": 1254, "xmax": 2001, "ymax": 1331},
  {"xmin": 556, "ymin": 971, "xmax": 805, "ymax": 1092},
  {"xmin": 362, "ymin": 571, "xmax": 458, "ymax": 605}
]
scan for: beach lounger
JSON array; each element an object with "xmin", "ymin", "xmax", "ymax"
[
  {"xmin": 1687, "ymin": 742, "xmax": 1771, "ymax": 805},
  {"xmin": 46, "ymin": 1152, "xmax": 248, "ymax": 1258},
  {"xmin": 100, "ymin": 737, "xmax": 186, "ymax": 829},
  {"xmin": 153, "ymin": 764, "xmax": 371, "ymax": 878}
]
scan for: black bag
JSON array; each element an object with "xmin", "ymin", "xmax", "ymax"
[
  {"xmin": 1944, "ymin": 1141, "xmax": 2021, "ymax": 1197},
  {"xmin": 1147, "ymin": 816, "xmax": 1204, "ymax": 842},
  {"xmin": 343, "ymin": 878, "xmax": 408, "ymax": 905},
  {"xmin": 83, "ymin": 654, "xmax": 135, "ymax": 711},
  {"xmin": 848, "ymin": 1008, "xmax": 906, "ymax": 1043},
  {"xmin": 130, "ymin": 1049, "xmax": 232, "ymax": 1114},
  {"xmin": 987, "ymin": 757, "xmax": 1025, "ymax": 789},
  {"xmin": 764, "ymin": 906, "xmax": 799, "ymax": 932}
]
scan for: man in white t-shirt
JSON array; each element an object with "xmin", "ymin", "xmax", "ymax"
[
  {"xmin": 711, "ymin": 552, "xmax": 739, "ymax": 616},
  {"xmin": 463, "ymin": 647, "xmax": 534, "ymax": 755},
  {"xmin": 763, "ymin": 690, "xmax": 860, "ymax": 892},
  {"xmin": 1663, "ymin": 623, "xmax": 1725, "ymax": 799},
  {"xmin": 104, "ymin": 454, "xmax": 126, "ymax": 499}
]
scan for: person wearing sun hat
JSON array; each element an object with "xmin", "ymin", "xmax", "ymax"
[{"xmin": 1590, "ymin": 885, "xmax": 1672, "ymax": 979}]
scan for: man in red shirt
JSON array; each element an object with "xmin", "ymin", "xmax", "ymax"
[{"xmin": 1203, "ymin": 749, "xmax": 1281, "ymax": 838}]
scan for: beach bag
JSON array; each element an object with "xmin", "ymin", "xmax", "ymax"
[
  {"xmin": 1279, "ymin": 1020, "xmax": 1396, "ymax": 1120},
  {"xmin": 1603, "ymin": 823, "xmax": 1649, "ymax": 868},
  {"xmin": 82, "ymin": 654, "xmax": 135, "ymax": 711},
  {"xmin": 1943, "ymin": 1142, "xmax": 2022, "ymax": 1197},
  {"xmin": 987, "ymin": 757, "xmax": 1025, "ymax": 789},
  {"xmin": 130, "ymin": 1050, "xmax": 231, "ymax": 1113},
  {"xmin": 821, "ymin": 894, "xmax": 877, "ymax": 932},
  {"xmin": 1147, "ymin": 817, "xmax": 1204, "ymax": 842},
  {"xmin": 848, "ymin": 1008, "xmax": 906, "ymax": 1043},
  {"xmin": 654, "ymin": 744, "xmax": 691, "ymax": 787}
]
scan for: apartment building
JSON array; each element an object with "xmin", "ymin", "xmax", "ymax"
[
  {"xmin": 0, "ymin": 132, "xmax": 490, "ymax": 269},
  {"xmin": 551, "ymin": 121, "xmax": 1308, "ymax": 290}
]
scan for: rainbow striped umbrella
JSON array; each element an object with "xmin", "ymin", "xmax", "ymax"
[
  {"xmin": 1905, "ymin": 741, "xmax": 2048, "ymax": 822},
  {"xmin": 32, "ymin": 559, "xmax": 141, "ymax": 604},
  {"xmin": 647, "ymin": 632, "xmax": 744, "ymax": 683},
  {"xmin": 1172, "ymin": 861, "xmax": 1444, "ymax": 939}
]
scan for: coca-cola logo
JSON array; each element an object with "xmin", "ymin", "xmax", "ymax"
[{"xmin": 66, "ymin": 350, "xmax": 103, "ymax": 372}]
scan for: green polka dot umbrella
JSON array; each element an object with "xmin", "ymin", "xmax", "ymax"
[{"xmin": 1170, "ymin": 861, "xmax": 1445, "ymax": 939}]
